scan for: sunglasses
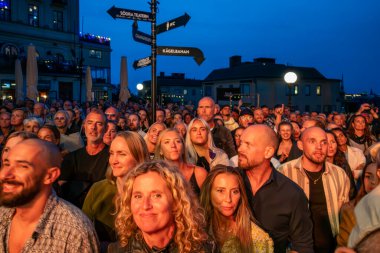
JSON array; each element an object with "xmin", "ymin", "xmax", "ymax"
[{"xmin": 54, "ymin": 117, "xmax": 65, "ymax": 120}]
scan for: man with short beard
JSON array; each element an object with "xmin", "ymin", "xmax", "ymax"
[
  {"xmin": 59, "ymin": 109, "xmax": 109, "ymax": 208},
  {"xmin": 128, "ymin": 113, "xmax": 146, "ymax": 137},
  {"xmin": 279, "ymin": 127, "xmax": 350, "ymax": 253},
  {"xmin": 0, "ymin": 139, "xmax": 99, "ymax": 252},
  {"xmin": 238, "ymin": 124, "xmax": 313, "ymax": 253}
]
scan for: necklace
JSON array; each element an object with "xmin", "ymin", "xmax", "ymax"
[{"xmin": 304, "ymin": 169, "xmax": 323, "ymax": 185}]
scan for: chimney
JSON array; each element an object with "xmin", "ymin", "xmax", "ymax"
[{"xmin": 229, "ymin": 55, "xmax": 242, "ymax": 67}]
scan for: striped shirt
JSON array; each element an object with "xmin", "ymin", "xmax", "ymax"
[{"xmin": 278, "ymin": 157, "xmax": 350, "ymax": 236}]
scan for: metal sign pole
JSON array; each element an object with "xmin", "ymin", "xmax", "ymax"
[{"xmin": 151, "ymin": 0, "xmax": 157, "ymax": 123}]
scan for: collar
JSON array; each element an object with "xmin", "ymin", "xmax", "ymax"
[{"xmin": 293, "ymin": 156, "xmax": 330, "ymax": 174}]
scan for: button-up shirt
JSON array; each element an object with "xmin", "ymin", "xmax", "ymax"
[
  {"xmin": 241, "ymin": 167, "xmax": 314, "ymax": 253},
  {"xmin": 0, "ymin": 192, "xmax": 100, "ymax": 253},
  {"xmin": 278, "ymin": 157, "xmax": 350, "ymax": 236}
]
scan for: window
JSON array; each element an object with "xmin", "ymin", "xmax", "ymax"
[
  {"xmin": 0, "ymin": 0, "xmax": 11, "ymax": 21},
  {"xmin": 316, "ymin": 85, "xmax": 321, "ymax": 96},
  {"xmin": 89, "ymin": 50, "xmax": 102, "ymax": 59},
  {"xmin": 304, "ymin": 85, "xmax": 310, "ymax": 96},
  {"xmin": 241, "ymin": 82, "xmax": 250, "ymax": 95},
  {"xmin": 205, "ymin": 86, "xmax": 212, "ymax": 96},
  {"xmin": 53, "ymin": 10, "xmax": 63, "ymax": 31},
  {"xmin": 28, "ymin": 4, "xmax": 39, "ymax": 27},
  {"xmin": 294, "ymin": 85, "xmax": 299, "ymax": 95}
]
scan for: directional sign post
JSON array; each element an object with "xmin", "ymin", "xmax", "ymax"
[
  {"xmin": 133, "ymin": 56, "xmax": 152, "ymax": 69},
  {"xmin": 107, "ymin": 6, "xmax": 152, "ymax": 22},
  {"xmin": 107, "ymin": 2, "xmax": 204, "ymax": 122},
  {"xmin": 156, "ymin": 13, "xmax": 191, "ymax": 34},
  {"xmin": 132, "ymin": 21, "xmax": 152, "ymax": 46},
  {"xmin": 157, "ymin": 46, "xmax": 205, "ymax": 65}
]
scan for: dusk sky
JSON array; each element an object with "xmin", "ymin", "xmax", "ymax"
[{"xmin": 80, "ymin": 0, "xmax": 380, "ymax": 94}]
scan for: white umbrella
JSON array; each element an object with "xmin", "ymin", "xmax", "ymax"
[
  {"xmin": 26, "ymin": 44, "xmax": 39, "ymax": 101},
  {"xmin": 86, "ymin": 66, "xmax": 93, "ymax": 102},
  {"xmin": 15, "ymin": 58, "xmax": 24, "ymax": 103},
  {"xmin": 119, "ymin": 56, "xmax": 131, "ymax": 103}
]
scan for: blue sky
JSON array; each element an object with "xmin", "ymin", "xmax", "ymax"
[{"xmin": 80, "ymin": 0, "xmax": 380, "ymax": 94}]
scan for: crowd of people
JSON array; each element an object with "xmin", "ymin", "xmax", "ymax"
[{"xmin": 0, "ymin": 97, "xmax": 380, "ymax": 253}]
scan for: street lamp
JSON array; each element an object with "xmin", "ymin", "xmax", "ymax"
[
  {"xmin": 284, "ymin": 72, "xmax": 297, "ymax": 110},
  {"xmin": 136, "ymin": 83, "xmax": 143, "ymax": 91}
]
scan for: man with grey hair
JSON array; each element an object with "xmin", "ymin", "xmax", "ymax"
[{"xmin": 0, "ymin": 139, "xmax": 99, "ymax": 252}]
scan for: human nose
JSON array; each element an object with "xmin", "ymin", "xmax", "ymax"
[
  {"xmin": 143, "ymin": 196, "xmax": 152, "ymax": 210},
  {"xmin": 0, "ymin": 165, "xmax": 14, "ymax": 180},
  {"xmin": 224, "ymin": 192, "xmax": 232, "ymax": 203}
]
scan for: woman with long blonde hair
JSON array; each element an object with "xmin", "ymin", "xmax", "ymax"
[
  {"xmin": 111, "ymin": 160, "xmax": 218, "ymax": 253},
  {"xmin": 82, "ymin": 131, "xmax": 149, "ymax": 249},
  {"xmin": 200, "ymin": 165, "xmax": 273, "ymax": 253},
  {"xmin": 154, "ymin": 128, "xmax": 207, "ymax": 196}
]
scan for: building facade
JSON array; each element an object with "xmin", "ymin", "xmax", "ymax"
[
  {"xmin": 0, "ymin": 0, "xmax": 112, "ymax": 103},
  {"xmin": 203, "ymin": 56, "xmax": 344, "ymax": 113},
  {"xmin": 142, "ymin": 72, "xmax": 203, "ymax": 106}
]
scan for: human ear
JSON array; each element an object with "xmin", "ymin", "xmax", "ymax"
[
  {"xmin": 264, "ymin": 146, "xmax": 275, "ymax": 159},
  {"xmin": 297, "ymin": 140, "xmax": 303, "ymax": 151},
  {"xmin": 43, "ymin": 167, "xmax": 61, "ymax": 185}
]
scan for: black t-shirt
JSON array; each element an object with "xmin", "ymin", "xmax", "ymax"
[
  {"xmin": 306, "ymin": 169, "xmax": 336, "ymax": 253},
  {"xmin": 59, "ymin": 146, "xmax": 110, "ymax": 208}
]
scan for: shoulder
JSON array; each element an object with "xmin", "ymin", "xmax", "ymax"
[
  {"xmin": 273, "ymin": 168, "xmax": 307, "ymax": 196},
  {"xmin": 194, "ymin": 165, "xmax": 208, "ymax": 176},
  {"xmin": 278, "ymin": 157, "xmax": 300, "ymax": 173}
]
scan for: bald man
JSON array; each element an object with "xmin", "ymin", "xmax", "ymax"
[
  {"xmin": 197, "ymin": 97, "xmax": 236, "ymax": 158},
  {"xmin": 238, "ymin": 125, "xmax": 313, "ymax": 253},
  {"xmin": 0, "ymin": 139, "xmax": 99, "ymax": 252},
  {"xmin": 279, "ymin": 127, "xmax": 350, "ymax": 253}
]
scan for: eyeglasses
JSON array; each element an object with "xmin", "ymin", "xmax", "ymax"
[{"xmin": 54, "ymin": 117, "xmax": 65, "ymax": 121}]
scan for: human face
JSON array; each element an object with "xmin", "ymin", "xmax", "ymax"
[
  {"xmin": 103, "ymin": 123, "xmax": 117, "ymax": 146},
  {"xmin": 109, "ymin": 136, "xmax": 138, "ymax": 178},
  {"xmin": 221, "ymin": 106, "xmax": 230, "ymax": 117},
  {"xmin": 0, "ymin": 113, "xmax": 11, "ymax": 128},
  {"xmin": 173, "ymin": 114, "xmax": 182, "ymax": 124},
  {"xmin": 24, "ymin": 121, "xmax": 40, "ymax": 134},
  {"xmin": 326, "ymin": 133, "xmax": 337, "ymax": 158},
  {"xmin": 279, "ymin": 124, "xmax": 292, "ymax": 140},
  {"xmin": 0, "ymin": 144, "xmax": 45, "ymax": 207},
  {"xmin": 38, "ymin": 128, "xmax": 58, "ymax": 145},
  {"xmin": 333, "ymin": 130, "xmax": 347, "ymax": 146},
  {"xmin": 2, "ymin": 136, "xmax": 24, "ymax": 163},
  {"xmin": 333, "ymin": 115, "xmax": 344, "ymax": 127},
  {"xmin": 238, "ymin": 128, "xmax": 266, "ymax": 169},
  {"xmin": 254, "ymin": 110, "xmax": 264, "ymax": 124},
  {"xmin": 184, "ymin": 114, "xmax": 193, "ymax": 125},
  {"xmin": 289, "ymin": 113, "xmax": 297, "ymax": 122},
  {"xmin": 128, "ymin": 114, "xmax": 140, "ymax": 131},
  {"xmin": 63, "ymin": 101, "xmax": 72, "ymax": 110},
  {"xmin": 352, "ymin": 116, "xmax": 366, "ymax": 132},
  {"xmin": 174, "ymin": 123, "xmax": 186, "ymax": 139},
  {"xmin": 300, "ymin": 128, "xmax": 328, "ymax": 165},
  {"xmin": 131, "ymin": 171, "xmax": 175, "ymax": 236},
  {"xmin": 84, "ymin": 112, "xmax": 106, "ymax": 144},
  {"xmin": 11, "ymin": 110, "xmax": 24, "ymax": 126},
  {"xmin": 118, "ymin": 118, "xmax": 127, "ymax": 130},
  {"xmin": 33, "ymin": 104, "xmax": 44, "ymax": 116},
  {"xmin": 239, "ymin": 115, "xmax": 253, "ymax": 128},
  {"xmin": 234, "ymin": 128, "xmax": 244, "ymax": 148},
  {"xmin": 189, "ymin": 120, "xmax": 208, "ymax": 146},
  {"xmin": 291, "ymin": 122, "xmax": 301, "ymax": 140},
  {"xmin": 197, "ymin": 98, "xmax": 215, "ymax": 123},
  {"xmin": 155, "ymin": 111, "xmax": 165, "ymax": 124},
  {"xmin": 54, "ymin": 112, "xmax": 68, "ymax": 129},
  {"xmin": 138, "ymin": 110, "xmax": 147, "ymax": 122},
  {"xmin": 147, "ymin": 124, "xmax": 165, "ymax": 145},
  {"xmin": 211, "ymin": 173, "xmax": 241, "ymax": 219},
  {"xmin": 363, "ymin": 164, "xmax": 379, "ymax": 193},
  {"xmin": 262, "ymin": 107, "xmax": 269, "ymax": 118},
  {"xmin": 253, "ymin": 109, "xmax": 264, "ymax": 124},
  {"xmin": 105, "ymin": 107, "xmax": 118, "ymax": 121},
  {"xmin": 160, "ymin": 131, "xmax": 183, "ymax": 162},
  {"xmin": 164, "ymin": 109, "xmax": 171, "ymax": 119}
]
